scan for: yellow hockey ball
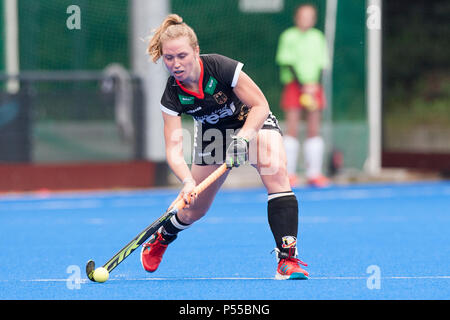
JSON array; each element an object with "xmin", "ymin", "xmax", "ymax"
[{"xmin": 93, "ymin": 267, "xmax": 109, "ymax": 283}]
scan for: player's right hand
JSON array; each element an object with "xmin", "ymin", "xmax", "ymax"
[{"xmin": 225, "ymin": 136, "xmax": 249, "ymax": 169}]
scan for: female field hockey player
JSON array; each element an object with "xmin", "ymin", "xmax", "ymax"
[{"xmin": 140, "ymin": 14, "xmax": 308, "ymax": 280}]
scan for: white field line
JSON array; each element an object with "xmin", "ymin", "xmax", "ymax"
[{"xmin": 0, "ymin": 275, "xmax": 448, "ymax": 283}]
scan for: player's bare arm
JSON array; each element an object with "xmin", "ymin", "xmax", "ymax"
[
  {"xmin": 232, "ymin": 71, "xmax": 270, "ymax": 141},
  {"xmin": 162, "ymin": 111, "xmax": 198, "ymax": 205}
]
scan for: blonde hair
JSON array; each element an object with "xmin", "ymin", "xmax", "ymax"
[{"xmin": 147, "ymin": 14, "xmax": 199, "ymax": 63}]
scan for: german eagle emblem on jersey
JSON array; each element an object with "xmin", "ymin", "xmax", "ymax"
[{"xmin": 213, "ymin": 91, "xmax": 228, "ymax": 104}]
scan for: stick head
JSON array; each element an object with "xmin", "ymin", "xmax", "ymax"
[{"xmin": 86, "ymin": 259, "xmax": 96, "ymax": 282}]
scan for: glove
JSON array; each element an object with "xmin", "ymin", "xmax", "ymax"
[
  {"xmin": 299, "ymin": 93, "xmax": 318, "ymax": 111},
  {"xmin": 225, "ymin": 136, "xmax": 249, "ymax": 168}
]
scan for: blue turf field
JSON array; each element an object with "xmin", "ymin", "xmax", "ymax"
[{"xmin": 0, "ymin": 181, "xmax": 449, "ymax": 300}]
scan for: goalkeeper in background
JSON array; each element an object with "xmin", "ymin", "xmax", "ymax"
[{"xmin": 276, "ymin": 4, "xmax": 330, "ymax": 187}]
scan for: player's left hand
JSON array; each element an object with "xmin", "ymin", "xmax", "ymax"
[
  {"xmin": 179, "ymin": 177, "xmax": 197, "ymax": 207},
  {"xmin": 226, "ymin": 136, "xmax": 249, "ymax": 168}
]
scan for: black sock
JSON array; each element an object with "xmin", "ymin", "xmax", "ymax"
[
  {"xmin": 161, "ymin": 213, "xmax": 190, "ymax": 240},
  {"xmin": 267, "ymin": 192, "xmax": 299, "ymax": 256}
]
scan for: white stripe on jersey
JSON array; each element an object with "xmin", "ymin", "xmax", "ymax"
[
  {"xmin": 160, "ymin": 104, "xmax": 180, "ymax": 116},
  {"xmin": 231, "ymin": 62, "xmax": 244, "ymax": 88}
]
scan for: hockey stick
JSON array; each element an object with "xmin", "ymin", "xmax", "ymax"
[{"xmin": 86, "ymin": 163, "xmax": 229, "ymax": 282}]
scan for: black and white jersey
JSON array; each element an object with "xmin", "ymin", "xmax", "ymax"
[
  {"xmin": 160, "ymin": 54, "xmax": 248, "ymax": 130},
  {"xmin": 160, "ymin": 53, "xmax": 281, "ymax": 165}
]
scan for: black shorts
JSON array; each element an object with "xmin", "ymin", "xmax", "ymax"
[{"xmin": 192, "ymin": 112, "xmax": 282, "ymax": 166}]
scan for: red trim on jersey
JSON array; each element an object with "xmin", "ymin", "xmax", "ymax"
[{"xmin": 175, "ymin": 58, "xmax": 204, "ymax": 99}]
